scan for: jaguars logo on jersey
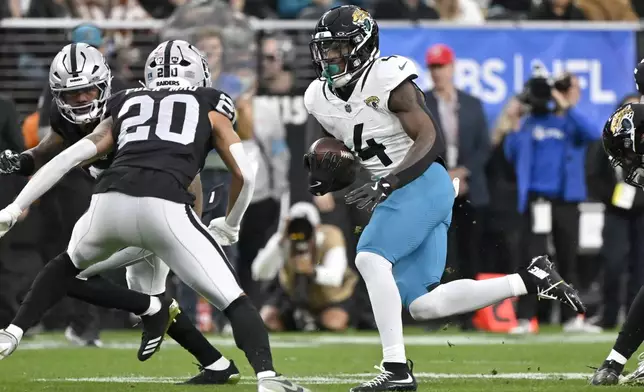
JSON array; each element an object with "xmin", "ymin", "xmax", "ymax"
[
  {"xmin": 611, "ymin": 104, "xmax": 635, "ymax": 135},
  {"xmin": 364, "ymin": 96, "xmax": 380, "ymax": 109}
]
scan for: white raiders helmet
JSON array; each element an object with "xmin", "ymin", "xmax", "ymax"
[
  {"xmin": 145, "ymin": 40, "xmax": 212, "ymax": 89},
  {"xmin": 49, "ymin": 43, "xmax": 112, "ymax": 124}
]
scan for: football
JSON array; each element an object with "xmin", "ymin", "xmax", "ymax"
[{"xmin": 305, "ymin": 137, "xmax": 357, "ymax": 190}]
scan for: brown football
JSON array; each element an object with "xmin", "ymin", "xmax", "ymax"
[{"xmin": 306, "ymin": 137, "xmax": 357, "ymax": 188}]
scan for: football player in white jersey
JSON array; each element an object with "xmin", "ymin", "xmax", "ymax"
[{"xmin": 303, "ymin": 6, "xmax": 586, "ymax": 391}]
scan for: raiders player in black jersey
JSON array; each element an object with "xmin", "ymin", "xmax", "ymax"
[
  {"xmin": 0, "ymin": 40, "xmax": 309, "ymax": 392},
  {"xmin": 0, "ymin": 44, "xmax": 239, "ymax": 384}
]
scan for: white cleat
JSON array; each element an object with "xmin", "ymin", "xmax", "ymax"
[
  {"xmin": 621, "ymin": 353, "xmax": 644, "ymax": 384},
  {"xmin": 562, "ymin": 316, "xmax": 603, "ymax": 334},
  {"xmin": 258, "ymin": 374, "xmax": 310, "ymax": 392},
  {"xmin": 0, "ymin": 329, "xmax": 19, "ymax": 360}
]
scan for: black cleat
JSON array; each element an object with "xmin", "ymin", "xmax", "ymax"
[
  {"xmin": 137, "ymin": 298, "xmax": 180, "ymax": 361},
  {"xmin": 526, "ymin": 255, "xmax": 586, "ymax": 314},
  {"xmin": 181, "ymin": 360, "xmax": 241, "ymax": 385},
  {"xmin": 590, "ymin": 360, "xmax": 623, "ymax": 385},
  {"xmin": 350, "ymin": 360, "xmax": 417, "ymax": 391}
]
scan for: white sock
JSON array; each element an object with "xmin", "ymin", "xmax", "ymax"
[
  {"xmin": 257, "ymin": 370, "xmax": 277, "ymax": 379},
  {"xmin": 139, "ymin": 297, "xmax": 161, "ymax": 317},
  {"xmin": 355, "ymin": 252, "xmax": 406, "ymax": 364},
  {"xmin": 205, "ymin": 356, "xmax": 231, "ymax": 371},
  {"xmin": 408, "ymin": 275, "xmax": 523, "ymax": 321},
  {"xmin": 607, "ymin": 349, "xmax": 628, "ymax": 365},
  {"xmin": 6, "ymin": 324, "xmax": 23, "ymax": 342}
]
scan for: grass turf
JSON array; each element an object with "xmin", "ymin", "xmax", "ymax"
[{"xmin": 0, "ymin": 328, "xmax": 641, "ymax": 391}]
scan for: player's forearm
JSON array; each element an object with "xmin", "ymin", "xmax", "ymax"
[
  {"xmin": 225, "ymin": 143, "xmax": 256, "ymax": 228},
  {"xmin": 235, "ymin": 100, "xmax": 254, "ymax": 140},
  {"xmin": 13, "ymin": 140, "xmax": 97, "ymax": 211},
  {"xmin": 388, "ymin": 129, "xmax": 443, "ymax": 188}
]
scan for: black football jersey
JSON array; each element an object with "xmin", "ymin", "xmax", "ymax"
[
  {"xmin": 94, "ymin": 86, "xmax": 236, "ymax": 205},
  {"xmin": 50, "ymin": 101, "xmax": 116, "ymax": 173}
]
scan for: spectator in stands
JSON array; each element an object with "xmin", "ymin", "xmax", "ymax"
[
  {"xmin": 299, "ymin": 0, "xmax": 336, "ymax": 19},
  {"xmin": 1, "ymin": 0, "xmax": 22, "ymax": 17},
  {"xmin": 27, "ymin": 0, "xmax": 76, "ymax": 17},
  {"xmin": 528, "ymin": 0, "xmax": 587, "ymax": 20},
  {"xmin": 504, "ymin": 72, "xmax": 600, "ymax": 333},
  {"xmin": 253, "ymin": 202, "xmax": 357, "ymax": 332},
  {"xmin": 587, "ymin": 93, "xmax": 643, "ymax": 329},
  {"xmin": 576, "ymin": 0, "xmax": 638, "ymax": 21},
  {"xmin": 486, "ymin": 0, "xmax": 532, "ymax": 19},
  {"xmin": 423, "ymin": 44, "xmax": 490, "ymax": 329},
  {"xmin": 481, "ymin": 97, "xmax": 523, "ymax": 274},
  {"xmin": 258, "ymin": 34, "xmax": 295, "ymax": 95},
  {"xmin": 435, "ymin": 0, "xmax": 485, "ymax": 23},
  {"xmin": 372, "ymin": 0, "xmax": 439, "ymax": 20}
]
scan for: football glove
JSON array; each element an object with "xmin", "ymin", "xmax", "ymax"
[
  {"xmin": 303, "ymin": 151, "xmax": 344, "ymax": 196},
  {"xmin": 208, "ymin": 217, "xmax": 239, "ymax": 246},
  {"xmin": 345, "ymin": 176, "xmax": 395, "ymax": 212},
  {"xmin": 0, "ymin": 204, "xmax": 22, "ymax": 239},
  {"xmin": 0, "ymin": 150, "xmax": 22, "ymax": 175}
]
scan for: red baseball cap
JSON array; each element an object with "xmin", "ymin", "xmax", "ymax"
[{"xmin": 426, "ymin": 44, "xmax": 454, "ymax": 66}]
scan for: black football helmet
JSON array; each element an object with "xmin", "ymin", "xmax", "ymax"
[
  {"xmin": 602, "ymin": 102, "xmax": 644, "ymax": 188},
  {"xmin": 309, "ymin": 5, "xmax": 379, "ymax": 89}
]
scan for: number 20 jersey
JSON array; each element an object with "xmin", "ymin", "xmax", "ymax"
[
  {"xmin": 94, "ymin": 86, "xmax": 236, "ymax": 205},
  {"xmin": 304, "ymin": 55, "xmax": 417, "ymax": 179}
]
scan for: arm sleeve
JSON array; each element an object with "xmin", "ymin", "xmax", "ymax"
[
  {"xmin": 314, "ymin": 247, "xmax": 347, "ymax": 287},
  {"xmin": 13, "ymin": 139, "xmax": 97, "ymax": 210},
  {"xmin": 251, "ymin": 233, "xmax": 285, "ymax": 281},
  {"xmin": 314, "ymin": 226, "xmax": 347, "ymax": 287}
]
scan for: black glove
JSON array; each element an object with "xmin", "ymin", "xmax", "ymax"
[
  {"xmin": 345, "ymin": 175, "xmax": 397, "ymax": 212},
  {"xmin": 303, "ymin": 151, "xmax": 343, "ymax": 196},
  {"xmin": 0, "ymin": 150, "xmax": 22, "ymax": 174},
  {"xmin": 635, "ymin": 59, "xmax": 644, "ymax": 96}
]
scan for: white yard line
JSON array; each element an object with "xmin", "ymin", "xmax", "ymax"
[
  {"xmin": 21, "ymin": 333, "xmax": 619, "ymax": 351},
  {"xmin": 35, "ymin": 372, "xmax": 593, "ymax": 385}
]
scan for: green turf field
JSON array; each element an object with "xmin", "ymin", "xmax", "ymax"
[{"xmin": 0, "ymin": 328, "xmax": 642, "ymax": 391}]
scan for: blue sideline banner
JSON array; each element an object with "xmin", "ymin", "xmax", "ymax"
[{"xmin": 379, "ymin": 28, "xmax": 636, "ymax": 130}]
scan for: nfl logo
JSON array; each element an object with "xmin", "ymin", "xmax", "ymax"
[{"xmin": 345, "ymin": 104, "xmax": 352, "ymax": 113}]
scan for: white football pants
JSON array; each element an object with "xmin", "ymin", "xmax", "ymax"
[
  {"xmin": 78, "ymin": 246, "xmax": 170, "ymax": 296},
  {"xmin": 68, "ymin": 192, "xmax": 242, "ymax": 310}
]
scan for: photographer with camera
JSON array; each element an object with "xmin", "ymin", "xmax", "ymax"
[
  {"xmin": 252, "ymin": 202, "xmax": 357, "ymax": 332},
  {"xmin": 504, "ymin": 67, "xmax": 601, "ymax": 333}
]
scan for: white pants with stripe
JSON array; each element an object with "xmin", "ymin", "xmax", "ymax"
[
  {"xmin": 78, "ymin": 246, "xmax": 170, "ymax": 296},
  {"xmin": 69, "ymin": 192, "xmax": 242, "ymax": 310}
]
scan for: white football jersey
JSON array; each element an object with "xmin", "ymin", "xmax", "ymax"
[{"xmin": 304, "ymin": 55, "xmax": 417, "ymax": 179}]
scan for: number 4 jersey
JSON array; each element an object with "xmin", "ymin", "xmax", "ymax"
[
  {"xmin": 304, "ymin": 55, "xmax": 417, "ymax": 179},
  {"xmin": 94, "ymin": 86, "xmax": 236, "ymax": 205}
]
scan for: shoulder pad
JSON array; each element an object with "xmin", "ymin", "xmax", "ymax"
[
  {"xmin": 199, "ymin": 87, "xmax": 237, "ymax": 124},
  {"xmin": 304, "ymin": 79, "xmax": 325, "ymax": 115},
  {"xmin": 373, "ymin": 55, "xmax": 419, "ymax": 94},
  {"xmin": 105, "ymin": 90, "xmax": 127, "ymax": 118}
]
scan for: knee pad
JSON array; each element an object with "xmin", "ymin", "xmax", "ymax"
[
  {"xmin": 408, "ymin": 285, "xmax": 447, "ymax": 321},
  {"xmin": 355, "ymin": 252, "xmax": 392, "ymax": 280}
]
